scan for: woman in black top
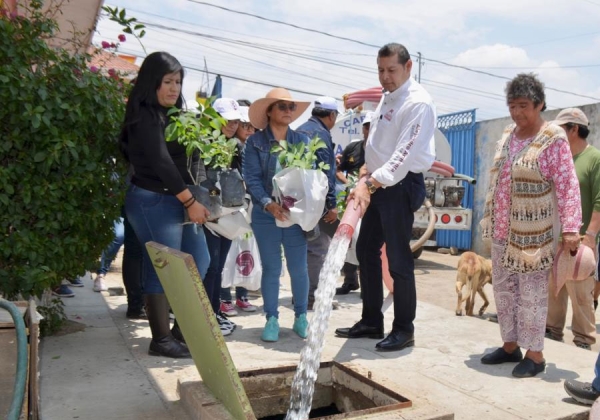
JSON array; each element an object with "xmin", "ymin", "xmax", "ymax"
[{"xmin": 122, "ymin": 52, "xmax": 210, "ymax": 358}]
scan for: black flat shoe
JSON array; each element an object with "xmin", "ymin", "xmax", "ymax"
[
  {"xmin": 149, "ymin": 335, "xmax": 191, "ymax": 358},
  {"xmin": 512, "ymin": 358, "xmax": 545, "ymax": 378},
  {"xmin": 375, "ymin": 331, "xmax": 414, "ymax": 352},
  {"xmin": 335, "ymin": 322, "xmax": 384, "ymax": 339},
  {"xmin": 481, "ymin": 347, "xmax": 523, "ymax": 365},
  {"xmin": 335, "ymin": 284, "xmax": 359, "ymax": 295}
]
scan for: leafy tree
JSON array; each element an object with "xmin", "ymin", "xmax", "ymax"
[{"xmin": 0, "ymin": 0, "xmax": 129, "ymax": 298}]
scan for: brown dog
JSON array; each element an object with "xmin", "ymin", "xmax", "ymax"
[{"xmin": 455, "ymin": 251, "xmax": 492, "ymax": 316}]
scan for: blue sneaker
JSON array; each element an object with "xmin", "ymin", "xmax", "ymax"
[
  {"xmin": 261, "ymin": 316, "xmax": 279, "ymax": 342},
  {"xmin": 69, "ymin": 278, "xmax": 84, "ymax": 287},
  {"xmin": 52, "ymin": 284, "xmax": 75, "ymax": 298},
  {"xmin": 293, "ymin": 313, "xmax": 309, "ymax": 339}
]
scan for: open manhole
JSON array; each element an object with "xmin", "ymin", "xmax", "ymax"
[
  {"xmin": 239, "ymin": 361, "xmax": 410, "ymax": 419},
  {"xmin": 148, "ymin": 243, "xmax": 413, "ymax": 419}
]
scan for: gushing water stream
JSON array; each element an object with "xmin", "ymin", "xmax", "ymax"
[
  {"xmin": 285, "ymin": 227, "xmax": 352, "ymax": 419},
  {"xmin": 285, "ymin": 194, "xmax": 362, "ymax": 420}
]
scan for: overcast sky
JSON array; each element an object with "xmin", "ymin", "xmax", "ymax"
[{"xmin": 93, "ymin": 0, "xmax": 600, "ymax": 122}]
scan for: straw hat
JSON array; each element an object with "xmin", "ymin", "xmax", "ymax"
[
  {"xmin": 248, "ymin": 87, "xmax": 310, "ymax": 130},
  {"xmin": 553, "ymin": 244, "xmax": 597, "ymax": 296}
]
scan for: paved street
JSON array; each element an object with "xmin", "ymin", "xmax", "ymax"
[{"xmin": 39, "ymin": 248, "xmax": 598, "ymax": 419}]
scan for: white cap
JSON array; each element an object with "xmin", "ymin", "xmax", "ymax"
[
  {"xmin": 363, "ymin": 111, "xmax": 375, "ymax": 125},
  {"xmin": 213, "ymin": 98, "xmax": 242, "ymax": 120},
  {"xmin": 314, "ymin": 96, "xmax": 338, "ymax": 112},
  {"xmin": 238, "ymin": 106, "xmax": 250, "ymax": 123}
]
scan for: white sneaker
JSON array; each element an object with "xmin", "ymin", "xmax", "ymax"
[
  {"xmin": 217, "ymin": 312, "xmax": 236, "ymax": 330},
  {"xmin": 93, "ymin": 275, "xmax": 107, "ymax": 292},
  {"xmin": 216, "ymin": 313, "xmax": 233, "ymax": 336}
]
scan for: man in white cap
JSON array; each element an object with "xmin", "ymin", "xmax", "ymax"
[
  {"xmin": 296, "ymin": 96, "xmax": 340, "ymax": 309},
  {"xmin": 335, "ymin": 43, "xmax": 436, "ymax": 352},
  {"xmin": 547, "ymin": 108, "xmax": 600, "ymax": 350},
  {"xmin": 335, "ymin": 111, "xmax": 374, "ymax": 295}
]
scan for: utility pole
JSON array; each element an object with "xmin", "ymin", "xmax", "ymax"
[{"xmin": 417, "ymin": 52, "xmax": 422, "ymax": 83}]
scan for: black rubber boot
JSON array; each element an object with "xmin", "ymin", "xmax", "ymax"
[{"xmin": 145, "ymin": 294, "xmax": 190, "ymax": 358}]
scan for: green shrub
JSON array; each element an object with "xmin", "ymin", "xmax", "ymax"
[{"xmin": 0, "ymin": 1, "xmax": 128, "ymax": 298}]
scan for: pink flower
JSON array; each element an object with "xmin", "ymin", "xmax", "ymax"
[
  {"xmin": 118, "ymin": 34, "xmax": 126, "ymax": 42},
  {"xmin": 90, "ymin": 66, "xmax": 99, "ymax": 73},
  {"xmin": 101, "ymin": 41, "xmax": 110, "ymax": 49},
  {"xmin": 107, "ymin": 68, "xmax": 116, "ymax": 77}
]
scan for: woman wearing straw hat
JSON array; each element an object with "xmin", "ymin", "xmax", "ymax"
[{"xmin": 243, "ymin": 87, "xmax": 311, "ymax": 342}]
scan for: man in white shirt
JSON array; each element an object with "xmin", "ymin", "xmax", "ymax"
[{"xmin": 335, "ymin": 43, "xmax": 436, "ymax": 352}]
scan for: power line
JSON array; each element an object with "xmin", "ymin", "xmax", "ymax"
[
  {"xmin": 152, "ymin": 27, "xmax": 363, "ymax": 91},
  {"xmin": 186, "ymin": 67, "xmax": 342, "ymax": 99},
  {"xmin": 136, "ymin": 22, "xmax": 508, "ymax": 101},
  {"xmin": 123, "ymin": 7, "xmax": 373, "ymax": 57},
  {"xmin": 187, "ymin": 0, "xmax": 381, "ymax": 49},
  {"xmin": 188, "ymin": 0, "xmax": 600, "ymax": 102},
  {"xmin": 102, "ymin": 23, "xmax": 514, "ymax": 106},
  {"xmin": 427, "ymin": 63, "xmax": 600, "ymax": 70},
  {"xmin": 114, "ymin": 44, "xmax": 344, "ymax": 99}
]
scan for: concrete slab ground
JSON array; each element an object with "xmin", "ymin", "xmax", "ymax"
[{"xmin": 39, "ymin": 249, "xmax": 599, "ymax": 419}]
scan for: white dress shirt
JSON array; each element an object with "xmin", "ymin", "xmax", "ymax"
[{"xmin": 366, "ymin": 77, "xmax": 436, "ymax": 187}]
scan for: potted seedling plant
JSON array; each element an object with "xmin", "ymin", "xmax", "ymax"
[
  {"xmin": 165, "ymin": 100, "xmax": 246, "ymax": 219},
  {"xmin": 197, "ymin": 132, "xmax": 246, "ymax": 209},
  {"xmin": 270, "ymin": 136, "xmax": 330, "ymax": 231}
]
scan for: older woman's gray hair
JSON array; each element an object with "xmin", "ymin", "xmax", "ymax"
[{"xmin": 505, "ymin": 73, "xmax": 547, "ymax": 111}]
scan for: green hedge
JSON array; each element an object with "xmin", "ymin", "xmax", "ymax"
[{"xmin": 0, "ymin": 1, "xmax": 128, "ymax": 298}]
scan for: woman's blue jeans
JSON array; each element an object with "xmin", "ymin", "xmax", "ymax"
[
  {"xmin": 97, "ymin": 217, "xmax": 125, "ymax": 275},
  {"xmin": 125, "ymin": 184, "xmax": 210, "ymax": 294},
  {"xmin": 251, "ymin": 206, "xmax": 308, "ymax": 319}
]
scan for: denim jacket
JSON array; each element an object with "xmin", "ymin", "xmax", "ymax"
[
  {"xmin": 242, "ymin": 125, "xmax": 309, "ymax": 209},
  {"xmin": 296, "ymin": 116, "xmax": 337, "ymax": 210}
]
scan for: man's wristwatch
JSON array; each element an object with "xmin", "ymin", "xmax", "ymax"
[{"xmin": 364, "ymin": 179, "xmax": 377, "ymax": 195}]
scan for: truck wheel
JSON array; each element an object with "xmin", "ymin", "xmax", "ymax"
[{"xmin": 412, "ymin": 247, "xmax": 423, "ymax": 259}]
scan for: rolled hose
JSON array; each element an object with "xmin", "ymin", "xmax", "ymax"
[
  {"xmin": 0, "ymin": 299, "xmax": 28, "ymax": 420},
  {"xmin": 411, "ymin": 198, "xmax": 436, "ymax": 251}
]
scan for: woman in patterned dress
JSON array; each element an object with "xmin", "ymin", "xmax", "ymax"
[{"xmin": 479, "ymin": 73, "xmax": 582, "ymax": 378}]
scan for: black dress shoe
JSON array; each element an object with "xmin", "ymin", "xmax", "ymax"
[
  {"xmin": 512, "ymin": 358, "xmax": 545, "ymax": 378},
  {"xmin": 375, "ymin": 331, "xmax": 414, "ymax": 352},
  {"xmin": 335, "ymin": 322, "xmax": 384, "ymax": 339},
  {"xmin": 481, "ymin": 347, "xmax": 523, "ymax": 365},
  {"xmin": 335, "ymin": 284, "xmax": 359, "ymax": 296}
]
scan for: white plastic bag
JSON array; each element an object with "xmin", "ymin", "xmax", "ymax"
[
  {"xmin": 205, "ymin": 209, "xmax": 252, "ymax": 240},
  {"xmin": 222, "ymin": 232, "xmax": 262, "ymax": 290},
  {"xmin": 272, "ymin": 167, "xmax": 328, "ymax": 231}
]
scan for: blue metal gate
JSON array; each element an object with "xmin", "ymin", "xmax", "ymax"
[{"xmin": 436, "ymin": 109, "xmax": 476, "ymax": 250}]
